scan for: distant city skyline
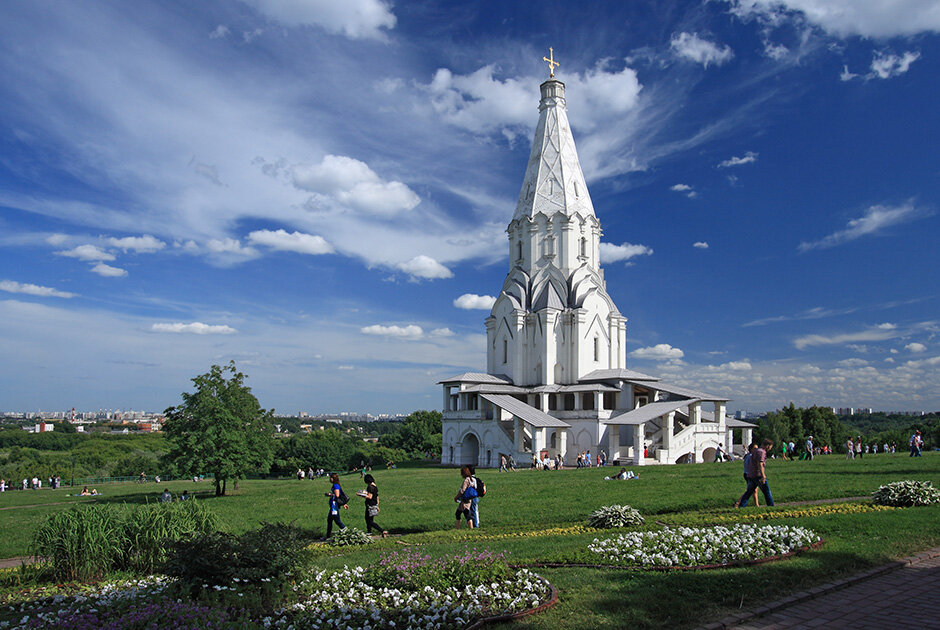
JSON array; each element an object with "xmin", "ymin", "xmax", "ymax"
[{"xmin": 1, "ymin": 1, "xmax": 938, "ymax": 413}]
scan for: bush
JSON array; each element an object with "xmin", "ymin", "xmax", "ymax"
[
  {"xmin": 29, "ymin": 598, "xmax": 256, "ymax": 629},
  {"xmin": 327, "ymin": 527, "xmax": 372, "ymax": 547},
  {"xmin": 588, "ymin": 504, "xmax": 645, "ymax": 529},
  {"xmin": 165, "ymin": 522, "xmax": 310, "ymax": 589},
  {"xmin": 29, "ymin": 501, "xmax": 217, "ymax": 581},
  {"xmin": 872, "ymin": 480, "xmax": 940, "ymax": 507}
]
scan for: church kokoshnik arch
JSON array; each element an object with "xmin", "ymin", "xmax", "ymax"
[{"xmin": 440, "ymin": 54, "xmax": 756, "ymax": 468}]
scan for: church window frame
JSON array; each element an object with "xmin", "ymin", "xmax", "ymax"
[
  {"xmin": 502, "ymin": 338, "xmax": 508, "ymax": 364},
  {"xmin": 593, "ymin": 336, "xmax": 599, "ymax": 362}
]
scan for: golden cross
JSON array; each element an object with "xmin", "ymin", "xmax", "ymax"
[{"xmin": 543, "ymin": 47, "xmax": 559, "ymax": 78}]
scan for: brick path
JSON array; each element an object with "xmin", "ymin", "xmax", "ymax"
[{"xmin": 705, "ymin": 548, "xmax": 940, "ymax": 629}]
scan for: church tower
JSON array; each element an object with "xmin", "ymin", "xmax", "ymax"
[{"xmin": 485, "ymin": 76, "xmax": 627, "ymax": 385}]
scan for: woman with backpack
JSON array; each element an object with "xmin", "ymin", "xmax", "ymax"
[
  {"xmin": 359, "ymin": 474, "xmax": 388, "ymax": 537},
  {"xmin": 453, "ymin": 466, "xmax": 475, "ymax": 529},
  {"xmin": 325, "ymin": 473, "xmax": 348, "ymax": 538}
]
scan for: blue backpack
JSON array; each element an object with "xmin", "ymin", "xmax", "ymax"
[{"xmin": 462, "ymin": 481, "xmax": 478, "ymax": 500}]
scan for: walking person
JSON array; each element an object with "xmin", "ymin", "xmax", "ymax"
[
  {"xmin": 910, "ymin": 430, "xmax": 923, "ymax": 457},
  {"xmin": 499, "ymin": 454, "xmax": 508, "ymax": 473},
  {"xmin": 734, "ymin": 444, "xmax": 760, "ymax": 508},
  {"xmin": 453, "ymin": 466, "xmax": 475, "ymax": 529},
  {"xmin": 325, "ymin": 473, "xmax": 348, "ymax": 538},
  {"xmin": 855, "ymin": 438, "xmax": 863, "ymax": 459},
  {"xmin": 359, "ymin": 474, "xmax": 388, "ymax": 537},
  {"xmin": 468, "ymin": 465, "xmax": 481, "ymax": 528},
  {"xmin": 846, "ymin": 438, "xmax": 855, "ymax": 459},
  {"xmin": 805, "ymin": 436, "xmax": 814, "ymax": 461},
  {"xmin": 736, "ymin": 439, "xmax": 774, "ymax": 507}
]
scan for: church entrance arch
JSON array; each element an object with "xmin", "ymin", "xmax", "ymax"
[
  {"xmin": 702, "ymin": 446, "xmax": 717, "ymax": 463},
  {"xmin": 462, "ymin": 433, "xmax": 480, "ymax": 466}
]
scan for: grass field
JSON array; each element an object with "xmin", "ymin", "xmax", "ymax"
[{"xmin": 2, "ymin": 452, "xmax": 939, "ymax": 628}]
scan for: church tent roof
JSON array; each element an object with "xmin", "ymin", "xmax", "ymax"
[
  {"xmin": 604, "ymin": 399, "xmax": 703, "ymax": 425},
  {"xmin": 579, "ymin": 369, "xmax": 660, "ymax": 383},
  {"xmin": 438, "ymin": 372, "xmax": 512, "ymax": 385},
  {"xmin": 462, "ymin": 384, "xmax": 529, "ymax": 394},
  {"xmin": 481, "ymin": 393, "xmax": 570, "ymax": 428}
]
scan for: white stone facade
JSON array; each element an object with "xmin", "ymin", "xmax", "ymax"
[{"xmin": 440, "ymin": 78, "xmax": 752, "ymax": 468}]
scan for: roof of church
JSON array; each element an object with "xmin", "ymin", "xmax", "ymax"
[
  {"xmin": 725, "ymin": 417, "xmax": 758, "ymax": 428},
  {"xmin": 462, "ymin": 384, "xmax": 529, "ymax": 394},
  {"xmin": 511, "ymin": 80, "xmax": 596, "ymax": 223},
  {"xmin": 580, "ymin": 369, "xmax": 660, "ymax": 382},
  {"xmin": 437, "ymin": 372, "xmax": 512, "ymax": 385},
  {"xmin": 630, "ymin": 380, "xmax": 730, "ymax": 402},
  {"xmin": 480, "ymin": 393, "xmax": 571, "ymax": 428},
  {"xmin": 604, "ymin": 399, "xmax": 703, "ymax": 425}
]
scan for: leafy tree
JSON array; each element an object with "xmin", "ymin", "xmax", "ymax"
[
  {"xmin": 163, "ymin": 362, "xmax": 275, "ymax": 496},
  {"xmin": 379, "ymin": 410, "xmax": 442, "ymax": 456}
]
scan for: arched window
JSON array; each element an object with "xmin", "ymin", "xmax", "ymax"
[
  {"xmin": 502, "ymin": 338, "xmax": 508, "ymax": 364},
  {"xmin": 516, "ymin": 240, "xmax": 523, "ymax": 261},
  {"xmin": 593, "ymin": 337, "xmax": 599, "ymax": 362},
  {"xmin": 580, "ymin": 237, "xmax": 587, "ymax": 258}
]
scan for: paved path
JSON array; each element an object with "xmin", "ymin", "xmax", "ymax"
[{"xmin": 704, "ymin": 547, "xmax": 940, "ymax": 629}]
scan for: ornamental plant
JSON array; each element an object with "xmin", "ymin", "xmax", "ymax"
[
  {"xmin": 588, "ymin": 504, "xmax": 645, "ymax": 529},
  {"xmin": 589, "ymin": 523, "xmax": 819, "ymax": 567},
  {"xmin": 327, "ymin": 527, "xmax": 373, "ymax": 547},
  {"xmin": 364, "ymin": 548, "xmax": 510, "ymax": 591},
  {"xmin": 872, "ymin": 480, "xmax": 940, "ymax": 507}
]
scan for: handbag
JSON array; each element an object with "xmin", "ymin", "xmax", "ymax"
[{"xmin": 367, "ymin": 505, "xmax": 379, "ymax": 517}]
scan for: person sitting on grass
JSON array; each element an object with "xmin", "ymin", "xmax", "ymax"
[
  {"xmin": 79, "ymin": 486, "xmax": 92, "ymax": 496},
  {"xmin": 159, "ymin": 488, "xmax": 172, "ymax": 503},
  {"xmin": 180, "ymin": 490, "xmax": 190, "ymax": 501}
]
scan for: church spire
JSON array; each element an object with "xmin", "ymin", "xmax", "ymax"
[{"xmin": 512, "ymin": 59, "xmax": 596, "ymax": 224}]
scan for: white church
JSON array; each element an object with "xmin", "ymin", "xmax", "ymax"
[{"xmin": 440, "ymin": 66, "xmax": 755, "ymax": 468}]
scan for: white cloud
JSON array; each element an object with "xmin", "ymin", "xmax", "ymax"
[
  {"xmin": 292, "ymin": 155, "xmax": 420, "ymax": 216},
  {"xmin": 799, "ymin": 203, "xmax": 926, "ymax": 251},
  {"xmin": 429, "ymin": 327, "xmax": 455, "ymax": 337},
  {"xmin": 454, "ymin": 293, "xmax": 496, "ymax": 310},
  {"xmin": 869, "ymin": 51, "xmax": 921, "ymax": 80},
  {"xmin": 670, "ymin": 32, "xmax": 734, "ymax": 68},
  {"xmin": 151, "ymin": 322, "xmax": 237, "ymax": 334},
  {"xmin": 840, "ymin": 65, "xmax": 859, "ymax": 82},
  {"xmin": 337, "ymin": 365, "xmax": 355, "ymax": 370},
  {"xmin": 360, "ymin": 324, "xmax": 424, "ymax": 339},
  {"xmin": 90, "ymin": 262, "xmax": 128, "ymax": 277},
  {"xmin": 724, "ymin": 1, "xmax": 940, "ymax": 38},
  {"xmin": 55, "ymin": 244, "xmax": 115, "ymax": 261},
  {"xmin": 630, "ymin": 343, "xmax": 685, "ymax": 360},
  {"xmin": 763, "ymin": 41, "xmax": 789, "ymax": 60},
  {"xmin": 238, "ymin": 0, "xmax": 396, "ymax": 40},
  {"xmin": 209, "ymin": 25, "xmax": 230, "ymax": 39},
  {"xmin": 838, "ymin": 358, "xmax": 869, "ymax": 367},
  {"xmin": 107, "ymin": 234, "xmax": 166, "ymax": 253},
  {"xmin": 721, "ymin": 360, "xmax": 752, "ymax": 371},
  {"xmin": 247, "ymin": 229, "xmax": 334, "ymax": 255},
  {"xmin": 46, "ymin": 233, "xmax": 69, "ymax": 246},
  {"xmin": 670, "ymin": 183, "xmax": 697, "ymax": 198},
  {"xmin": 600, "ymin": 242, "xmax": 653, "ymax": 264},
  {"xmin": 0, "ymin": 280, "xmax": 76, "ymax": 298},
  {"xmin": 718, "ymin": 151, "xmax": 758, "ymax": 168},
  {"xmin": 693, "ymin": 241, "xmax": 709, "ymax": 249},
  {"xmin": 205, "ymin": 238, "xmax": 259, "ymax": 258},
  {"xmin": 397, "ymin": 255, "xmax": 453, "ymax": 280},
  {"xmin": 906, "ymin": 342, "xmax": 927, "ymax": 353},
  {"xmin": 794, "ymin": 323, "xmax": 908, "ymax": 349}
]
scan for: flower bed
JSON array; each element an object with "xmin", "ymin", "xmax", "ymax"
[
  {"xmin": 588, "ymin": 524, "xmax": 821, "ymax": 568},
  {"xmin": 872, "ymin": 480, "xmax": 940, "ymax": 507},
  {"xmin": 588, "ymin": 504, "xmax": 645, "ymax": 529},
  {"xmin": 658, "ymin": 501, "xmax": 897, "ymax": 526}
]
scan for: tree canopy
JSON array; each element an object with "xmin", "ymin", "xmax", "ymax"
[{"xmin": 163, "ymin": 362, "xmax": 274, "ymax": 495}]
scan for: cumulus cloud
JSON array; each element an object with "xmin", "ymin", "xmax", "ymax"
[
  {"xmin": 292, "ymin": 155, "xmax": 420, "ymax": 216},
  {"xmin": 838, "ymin": 358, "xmax": 869, "ymax": 367},
  {"xmin": 630, "ymin": 343, "xmax": 685, "ymax": 360},
  {"xmin": 906, "ymin": 342, "xmax": 927, "ymax": 353},
  {"xmin": 693, "ymin": 241, "xmax": 709, "ymax": 249},
  {"xmin": 869, "ymin": 51, "xmax": 921, "ymax": 79},
  {"xmin": 397, "ymin": 255, "xmax": 453, "ymax": 280},
  {"xmin": 46, "ymin": 233, "xmax": 69, "ymax": 246},
  {"xmin": 798, "ymin": 203, "xmax": 927, "ymax": 251},
  {"xmin": 670, "ymin": 183, "xmax": 697, "ymax": 198},
  {"xmin": 360, "ymin": 324, "xmax": 423, "ymax": 339},
  {"xmin": 107, "ymin": 234, "xmax": 166, "ymax": 253},
  {"xmin": 247, "ymin": 229, "xmax": 334, "ymax": 255},
  {"xmin": 670, "ymin": 32, "xmax": 734, "ymax": 68},
  {"xmin": 205, "ymin": 238, "xmax": 259, "ymax": 258},
  {"xmin": 429, "ymin": 327, "xmax": 455, "ymax": 337},
  {"xmin": 0, "ymin": 280, "xmax": 76, "ymax": 298},
  {"xmin": 90, "ymin": 262, "xmax": 128, "ymax": 277},
  {"xmin": 238, "ymin": 0, "xmax": 396, "ymax": 40},
  {"xmin": 763, "ymin": 41, "xmax": 789, "ymax": 60},
  {"xmin": 151, "ymin": 322, "xmax": 237, "ymax": 334},
  {"xmin": 718, "ymin": 151, "xmax": 758, "ymax": 168},
  {"xmin": 723, "ymin": 0, "xmax": 940, "ymax": 39},
  {"xmin": 600, "ymin": 242, "xmax": 653, "ymax": 264},
  {"xmin": 454, "ymin": 293, "xmax": 497, "ymax": 310},
  {"xmin": 55, "ymin": 244, "xmax": 115, "ymax": 261}
]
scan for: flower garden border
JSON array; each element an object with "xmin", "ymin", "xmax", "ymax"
[
  {"xmin": 512, "ymin": 539, "xmax": 825, "ymax": 572},
  {"xmin": 466, "ymin": 577, "xmax": 559, "ymax": 630}
]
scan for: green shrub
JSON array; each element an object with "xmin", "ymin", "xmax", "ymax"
[
  {"xmin": 872, "ymin": 480, "xmax": 940, "ymax": 507},
  {"xmin": 327, "ymin": 527, "xmax": 372, "ymax": 547},
  {"xmin": 364, "ymin": 548, "xmax": 510, "ymax": 591},
  {"xmin": 122, "ymin": 501, "xmax": 218, "ymax": 573},
  {"xmin": 588, "ymin": 504, "xmax": 645, "ymax": 529}
]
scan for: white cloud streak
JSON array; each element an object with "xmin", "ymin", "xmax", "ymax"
[
  {"xmin": 107, "ymin": 235, "xmax": 166, "ymax": 253},
  {"xmin": 600, "ymin": 242, "xmax": 654, "ymax": 264},
  {"xmin": 247, "ymin": 229, "xmax": 334, "ymax": 255},
  {"xmin": 718, "ymin": 151, "xmax": 758, "ymax": 168},
  {"xmin": 670, "ymin": 32, "xmax": 734, "ymax": 68},
  {"xmin": 90, "ymin": 263, "xmax": 128, "ymax": 277},
  {"xmin": 55, "ymin": 244, "xmax": 115, "ymax": 261},
  {"xmin": 238, "ymin": 0, "xmax": 396, "ymax": 40},
  {"xmin": 799, "ymin": 203, "xmax": 927, "ymax": 251},
  {"xmin": 0, "ymin": 280, "xmax": 76, "ymax": 298},
  {"xmin": 151, "ymin": 322, "xmax": 237, "ymax": 334},
  {"xmin": 360, "ymin": 324, "xmax": 424, "ymax": 339}
]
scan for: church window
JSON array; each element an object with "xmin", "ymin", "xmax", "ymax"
[
  {"xmin": 548, "ymin": 394, "xmax": 558, "ymax": 411},
  {"xmin": 548, "ymin": 179, "xmax": 554, "ymax": 195},
  {"xmin": 502, "ymin": 339, "xmax": 508, "ymax": 364},
  {"xmin": 593, "ymin": 337, "xmax": 599, "ymax": 361},
  {"xmin": 573, "ymin": 180, "xmax": 579, "ymax": 198},
  {"xmin": 563, "ymin": 393, "xmax": 575, "ymax": 411},
  {"xmin": 583, "ymin": 392, "xmax": 594, "ymax": 410},
  {"xmin": 580, "ymin": 237, "xmax": 587, "ymax": 258},
  {"xmin": 516, "ymin": 240, "xmax": 523, "ymax": 261}
]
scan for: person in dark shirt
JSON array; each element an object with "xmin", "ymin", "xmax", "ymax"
[
  {"xmin": 736, "ymin": 439, "xmax": 775, "ymax": 507},
  {"xmin": 359, "ymin": 474, "xmax": 388, "ymax": 537}
]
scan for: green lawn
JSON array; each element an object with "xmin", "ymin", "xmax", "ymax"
[{"xmin": 2, "ymin": 452, "xmax": 938, "ymax": 628}]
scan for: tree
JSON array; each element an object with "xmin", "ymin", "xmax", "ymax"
[{"xmin": 163, "ymin": 362, "xmax": 275, "ymax": 496}]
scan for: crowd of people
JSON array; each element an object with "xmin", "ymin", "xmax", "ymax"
[{"xmin": 0, "ymin": 475, "xmax": 64, "ymax": 492}]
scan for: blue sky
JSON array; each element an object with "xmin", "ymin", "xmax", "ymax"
[{"xmin": 1, "ymin": 0, "xmax": 938, "ymax": 414}]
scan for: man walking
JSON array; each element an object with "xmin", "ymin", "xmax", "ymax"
[
  {"xmin": 736, "ymin": 439, "xmax": 775, "ymax": 507},
  {"xmin": 805, "ymin": 436, "xmax": 814, "ymax": 461},
  {"xmin": 910, "ymin": 430, "xmax": 923, "ymax": 457}
]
